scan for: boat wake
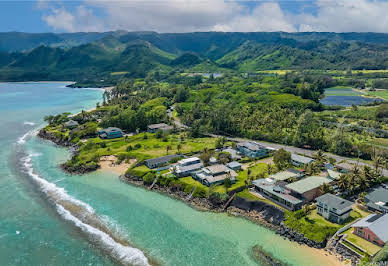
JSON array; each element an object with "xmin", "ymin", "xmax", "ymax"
[{"xmin": 20, "ymin": 153, "xmax": 150, "ymax": 266}]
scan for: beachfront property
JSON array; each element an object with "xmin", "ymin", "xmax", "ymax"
[
  {"xmin": 226, "ymin": 161, "xmax": 242, "ymax": 171},
  {"xmin": 252, "ymin": 178, "xmax": 304, "ymax": 211},
  {"xmin": 352, "ymin": 214, "xmax": 388, "ymax": 246},
  {"xmin": 147, "ymin": 123, "xmax": 173, "ymax": 133},
  {"xmin": 195, "ymin": 164, "xmax": 237, "ymax": 186},
  {"xmin": 222, "ymin": 148, "xmax": 242, "ymax": 160},
  {"xmin": 269, "ymin": 169, "xmax": 304, "ymax": 182},
  {"xmin": 285, "ymin": 176, "xmax": 332, "ymax": 202},
  {"xmin": 291, "ymin": 154, "xmax": 315, "ymax": 167},
  {"xmin": 98, "ymin": 127, "xmax": 123, "ymax": 139},
  {"xmin": 236, "ymin": 141, "xmax": 269, "ymax": 158},
  {"xmin": 315, "ymin": 193, "xmax": 353, "ymax": 224},
  {"xmin": 145, "ymin": 154, "xmax": 181, "ymax": 169},
  {"xmin": 364, "ymin": 186, "xmax": 388, "ymax": 213},
  {"xmin": 172, "ymin": 157, "xmax": 203, "ymax": 177},
  {"xmin": 64, "ymin": 120, "xmax": 79, "ymax": 129}
]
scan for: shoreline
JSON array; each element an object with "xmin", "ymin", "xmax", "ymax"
[{"xmin": 37, "ymin": 128, "xmax": 351, "ymax": 266}]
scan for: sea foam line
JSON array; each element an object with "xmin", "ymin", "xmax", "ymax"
[
  {"xmin": 21, "ymin": 154, "xmax": 150, "ymax": 266},
  {"xmin": 17, "ymin": 129, "xmax": 38, "ymax": 145},
  {"xmin": 23, "ymin": 121, "xmax": 36, "ymax": 126}
]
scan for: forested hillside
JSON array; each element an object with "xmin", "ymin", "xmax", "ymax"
[{"xmin": 1, "ymin": 31, "xmax": 388, "ymax": 83}]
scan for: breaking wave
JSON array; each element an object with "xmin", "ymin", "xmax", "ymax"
[
  {"xmin": 21, "ymin": 153, "xmax": 150, "ymax": 266},
  {"xmin": 17, "ymin": 129, "xmax": 37, "ymax": 145},
  {"xmin": 23, "ymin": 121, "xmax": 36, "ymax": 126}
]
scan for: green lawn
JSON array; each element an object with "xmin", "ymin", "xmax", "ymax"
[
  {"xmin": 366, "ymin": 90, "xmax": 388, "ymax": 101},
  {"xmin": 343, "ymin": 228, "xmax": 381, "ymax": 256},
  {"xmin": 247, "ymin": 162, "xmax": 269, "ymax": 178}
]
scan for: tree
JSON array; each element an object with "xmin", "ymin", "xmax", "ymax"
[
  {"xmin": 224, "ymin": 176, "xmax": 232, "ymax": 189},
  {"xmin": 217, "ymin": 152, "xmax": 231, "ymax": 164},
  {"xmin": 166, "ymin": 145, "xmax": 171, "ymax": 155},
  {"xmin": 293, "ymin": 110, "xmax": 326, "ymax": 149},
  {"xmin": 273, "ymin": 148, "xmax": 291, "ymax": 170},
  {"xmin": 320, "ymin": 183, "xmax": 333, "ymax": 194},
  {"xmin": 177, "ymin": 143, "xmax": 182, "ymax": 154},
  {"xmin": 199, "ymin": 148, "xmax": 212, "ymax": 166}
]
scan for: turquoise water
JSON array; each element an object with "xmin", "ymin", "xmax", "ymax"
[{"xmin": 0, "ymin": 82, "xmax": 331, "ymax": 266}]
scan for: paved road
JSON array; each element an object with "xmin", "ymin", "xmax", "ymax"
[
  {"xmin": 167, "ymin": 107, "xmax": 387, "ymax": 177},
  {"xmin": 209, "ymin": 133, "xmax": 388, "ymax": 177}
]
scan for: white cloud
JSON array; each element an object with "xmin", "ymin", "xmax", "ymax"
[
  {"xmin": 298, "ymin": 0, "xmax": 388, "ymax": 33},
  {"xmin": 42, "ymin": 5, "xmax": 105, "ymax": 32},
  {"xmin": 41, "ymin": 0, "xmax": 296, "ymax": 33}
]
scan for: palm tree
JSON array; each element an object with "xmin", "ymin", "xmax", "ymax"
[
  {"xmin": 320, "ymin": 183, "xmax": 332, "ymax": 194},
  {"xmin": 313, "ymin": 150, "xmax": 328, "ymax": 167},
  {"xmin": 177, "ymin": 143, "xmax": 182, "ymax": 154},
  {"xmin": 166, "ymin": 145, "xmax": 171, "ymax": 155},
  {"xmin": 337, "ymin": 174, "xmax": 348, "ymax": 191},
  {"xmin": 371, "ymin": 149, "xmax": 384, "ymax": 176}
]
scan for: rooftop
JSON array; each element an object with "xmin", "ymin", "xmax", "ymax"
[
  {"xmin": 178, "ymin": 157, "xmax": 200, "ymax": 165},
  {"xmin": 237, "ymin": 141, "xmax": 266, "ymax": 152},
  {"xmin": 222, "ymin": 148, "xmax": 242, "ymax": 159},
  {"xmin": 327, "ymin": 169, "xmax": 342, "ymax": 180},
  {"xmin": 100, "ymin": 127, "xmax": 122, "ymax": 133},
  {"xmin": 252, "ymin": 178, "xmax": 303, "ymax": 205},
  {"xmin": 286, "ymin": 176, "xmax": 332, "ymax": 194},
  {"xmin": 270, "ymin": 170, "xmax": 300, "ymax": 181},
  {"xmin": 226, "ymin": 161, "xmax": 242, "ymax": 168},
  {"xmin": 147, "ymin": 123, "xmax": 172, "ymax": 130},
  {"xmin": 365, "ymin": 186, "xmax": 388, "ymax": 211},
  {"xmin": 291, "ymin": 154, "xmax": 314, "ymax": 164},
  {"xmin": 352, "ymin": 214, "xmax": 388, "ymax": 242},
  {"xmin": 205, "ymin": 164, "xmax": 231, "ymax": 175},
  {"xmin": 145, "ymin": 154, "xmax": 180, "ymax": 166},
  {"xmin": 315, "ymin": 193, "xmax": 353, "ymax": 212}
]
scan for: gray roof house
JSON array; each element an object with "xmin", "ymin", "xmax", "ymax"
[
  {"xmin": 226, "ymin": 161, "xmax": 242, "ymax": 171},
  {"xmin": 172, "ymin": 157, "xmax": 203, "ymax": 177},
  {"xmin": 285, "ymin": 176, "xmax": 332, "ymax": 202},
  {"xmin": 269, "ymin": 169, "xmax": 303, "ymax": 182},
  {"xmin": 222, "ymin": 148, "xmax": 242, "ymax": 160},
  {"xmin": 364, "ymin": 186, "xmax": 388, "ymax": 213},
  {"xmin": 291, "ymin": 154, "xmax": 315, "ymax": 167},
  {"xmin": 352, "ymin": 214, "xmax": 388, "ymax": 246},
  {"xmin": 315, "ymin": 193, "xmax": 353, "ymax": 224},
  {"xmin": 195, "ymin": 164, "xmax": 237, "ymax": 186},
  {"xmin": 65, "ymin": 120, "xmax": 79, "ymax": 128},
  {"xmin": 147, "ymin": 123, "xmax": 173, "ymax": 133},
  {"xmin": 145, "ymin": 154, "xmax": 181, "ymax": 169},
  {"xmin": 252, "ymin": 178, "xmax": 303, "ymax": 211}
]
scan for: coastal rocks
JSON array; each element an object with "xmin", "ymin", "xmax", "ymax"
[
  {"xmin": 61, "ymin": 161, "xmax": 99, "ymax": 175},
  {"xmin": 38, "ymin": 128, "xmax": 73, "ymax": 147},
  {"xmin": 251, "ymin": 245, "xmax": 288, "ymax": 266},
  {"xmin": 276, "ymin": 224, "xmax": 326, "ymax": 249}
]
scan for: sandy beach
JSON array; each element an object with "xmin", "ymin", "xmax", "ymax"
[{"xmin": 99, "ymin": 155, "xmax": 136, "ymax": 175}]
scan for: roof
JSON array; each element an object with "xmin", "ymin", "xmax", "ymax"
[
  {"xmin": 327, "ymin": 169, "xmax": 342, "ymax": 180},
  {"xmin": 237, "ymin": 141, "xmax": 266, "ymax": 152},
  {"xmin": 178, "ymin": 157, "xmax": 200, "ymax": 165},
  {"xmin": 226, "ymin": 161, "xmax": 242, "ymax": 168},
  {"xmin": 145, "ymin": 154, "xmax": 180, "ymax": 166},
  {"xmin": 336, "ymin": 162, "xmax": 354, "ymax": 171},
  {"xmin": 252, "ymin": 178, "xmax": 303, "ymax": 205},
  {"xmin": 205, "ymin": 164, "xmax": 230, "ymax": 175},
  {"xmin": 100, "ymin": 127, "xmax": 122, "ymax": 133},
  {"xmin": 270, "ymin": 170, "xmax": 299, "ymax": 181},
  {"xmin": 365, "ymin": 187, "xmax": 388, "ymax": 211},
  {"xmin": 352, "ymin": 214, "xmax": 388, "ymax": 242},
  {"xmin": 147, "ymin": 123, "xmax": 172, "ymax": 130},
  {"xmin": 65, "ymin": 120, "xmax": 78, "ymax": 126},
  {"xmin": 315, "ymin": 193, "xmax": 353, "ymax": 212},
  {"xmin": 291, "ymin": 154, "xmax": 314, "ymax": 164},
  {"xmin": 176, "ymin": 163, "xmax": 203, "ymax": 173},
  {"xmin": 286, "ymin": 176, "xmax": 332, "ymax": 194}
]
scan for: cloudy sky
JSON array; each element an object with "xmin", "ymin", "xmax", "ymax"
[{"xmin": 1, "ymin": 0, "xmax": 388, "ymax": 33}]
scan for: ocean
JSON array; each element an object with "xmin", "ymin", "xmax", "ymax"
[{"xmin": 0, "ymin": 82, "xmax": 333, "ymax": 266}]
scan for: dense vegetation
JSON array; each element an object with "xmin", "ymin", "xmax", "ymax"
[{"xmin": 2, "ymin": 32, "xmax": 388, "ymax": 84}]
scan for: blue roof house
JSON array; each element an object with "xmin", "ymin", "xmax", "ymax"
[
  {"xmin": 98, "ymin": 127, "xmax": 123, "ymax": 139},
  {"xmin": 236, "ymin": 142, "xmax": 269, "ymax": 158}
]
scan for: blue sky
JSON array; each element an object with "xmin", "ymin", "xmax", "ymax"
[{"xmin": 1, "ymin": 0, "xmax": 388, "ymax": 33}]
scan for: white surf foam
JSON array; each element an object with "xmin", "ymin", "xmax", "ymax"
[
  {"xmin": 17, "ymin": 129, "xmax": 38, "ymax": 145},
  {"xmin": 21, "ymin": 154, "xmax": 150, "ymax": 266},
  {"xmin": 23, "ymin": 121, "xmax": 36, "ymax": 126}
]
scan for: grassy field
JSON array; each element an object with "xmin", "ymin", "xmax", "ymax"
[
  {"xmin": 110, "ymin": 71, "xmax": 129, "ymax": 76},
  {"xmin": 256, "ymin": 70, "xmax": 291, "ymax": 75},
  {"xmin": 343, "ymin": 228, "xmax": 381, "ymax": 256},
  {"xmin": 77, "ymin": 133, "xmax": 219, "ymax": 163},
  {"xmin": 366, "ymin": 90, "xmax": 388, "ymax": 101}
]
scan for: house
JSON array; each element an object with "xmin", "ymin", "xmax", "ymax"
[
  {"xmin": 195, "ymin": 164, "xmax": 237, "ymax": 186},
  {"xmin": 98, "ymin": 127, "xmax": 123, "ymax": 139},
  {"xmin": 145, "ymin": 154, "xmax": 181, "ymax": 169},
  {"xmin": 291, "ymin": 154, "xmax": 315, "ymax": 167},
  {"xmin": 269, "ymin": 169, "xmax": 304, "ymax": 182},
  {"xmin": 236, "ymin": 142, "xmax": 269, "ymax": 158},
  {"xmin": 364, "ymin": 186, "xmax": 388, "ymax": 213},
  {"xmin": 285, "ymin": 176, "xmax": 332, "ymax": 202},
  {"xmin": 226, "ymin": 161, "xmax": 242, "ymax": 171},
  {"xmin": 327, "ymin": 169, "xmax": 342, "ymax": 181},
  {"xmin": 352, "ymin": 214, "xmax": 388, "ymax": 246},
  {"xmin": 222, "ymin": 148, "xmax": 241, "ymax": 160},
  {"xmin": 65, "ymin": 120, "xmax": 79, "ymax": 129},
  {"xmin": 172, "ymin": 157, "xmax": 203, "ymax": 177},
  {"xmin": 315, "ymin": 193, "xmax": 353, "ymax": 224},
  {"xmin": 147, "ymin": 123, "xmax": 173, "ymax": 133},
  {"xmin": 252, "ymin": 178, "xmax": 303, "ymax": 211},
  {"xmin": 335, "ymin": 162, "xmax": 354, "ymax": 173}
]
